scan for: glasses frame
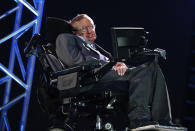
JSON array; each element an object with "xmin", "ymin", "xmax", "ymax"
[{"xmin": 79, "ymin": 24, "xmax": 96, "ymax": 33}]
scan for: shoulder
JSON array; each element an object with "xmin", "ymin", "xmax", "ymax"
[
  {"xmin": 56, "ymin": 33, "xmax": 83, "ymax": 43},
  {"xmin": 56, "ymin": 33, "xmax": 79, "ymax": 45},
  {"xmin": 56, "ymin": 33, "xmax": 83, "ymax": 50},
  {"xmin": 56, "ymin": 33, "xmax": 75, "ymax": 40}
]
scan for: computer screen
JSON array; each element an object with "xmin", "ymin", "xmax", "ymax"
[{"xmin": 111, "ymin": 27, "xmax": 147, "ymax": 59}]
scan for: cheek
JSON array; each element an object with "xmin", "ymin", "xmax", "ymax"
[
  {"xmin": 92, "ymin": 32, "xmax": 97, "ymax": 39},
  {"xmin": 92, "ymin": 30, "xmax": 96, "ymax": 35},
  {"xmin": 80, "ymin": 33, "xmax": 86, "ymax": 38},
  {"xmin": 82, "ymin": 31, "xmax": 96, "ymax": 41},
  {"xmin": 82, "ymin": 35, "xmax": 90, "ymax": 41},
  {"xmin": 92, "ymin": 34, "xmax": 96, "ymax": 39},
  {"xmin": 93, "ymin": 32, "xmax": 96, "ymax": 36}
]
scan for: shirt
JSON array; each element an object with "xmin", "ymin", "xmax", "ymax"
[{"xmin": 77, "ymin": 35, "xmax": 109, "ymax": 62}]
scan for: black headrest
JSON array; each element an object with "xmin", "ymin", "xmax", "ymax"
[{"xmin": 46, "ymin": 17, "xmax": 73, "ymax": 44}]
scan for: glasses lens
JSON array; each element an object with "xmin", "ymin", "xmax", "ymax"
[
  {"xmin": 80, "ymin": 25, "xmax": 95, "ymax": 32},
  {"xmin": 88, "ymin": 25, "xmax": 94, "ymax": 30}
]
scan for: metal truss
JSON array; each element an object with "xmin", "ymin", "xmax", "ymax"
[{"xmin": 0, "ymin": 0, "xmax": 45, "ymax": 130}]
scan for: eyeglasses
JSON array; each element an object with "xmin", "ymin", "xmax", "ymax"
[{"xmin": 79, "ymin": 25, "xmax": 95, "ymax": 32}]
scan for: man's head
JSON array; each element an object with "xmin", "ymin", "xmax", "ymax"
[{"xmin": 71, "ymin": 14, "xmax": 96, "ymax": 42}]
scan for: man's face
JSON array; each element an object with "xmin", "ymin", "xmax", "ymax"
[{"xmin": 77, "ymin": 18, "xmax": 96, "ymax": 42}]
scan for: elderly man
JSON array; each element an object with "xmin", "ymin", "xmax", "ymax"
[{"xmin": 54, "ymin": 14, "xmax": 173, "ymax": 130}]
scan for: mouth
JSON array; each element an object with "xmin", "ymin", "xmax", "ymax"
[{"xmin": 87, "ymin": 34, "xmax": 96, "ymax": 38}]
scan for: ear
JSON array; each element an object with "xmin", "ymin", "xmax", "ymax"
[
  {"xmin": 72, "ymin": 31, "xmax": 76, "ymax": 34},
  {"xmin": 72, "ymin": 27, "xmax": 81, "ymax": 35}
]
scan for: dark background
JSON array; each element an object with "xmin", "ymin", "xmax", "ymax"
[{"xmin": 0, "ymin": 0, "xmax": 194, "ymax": 131}]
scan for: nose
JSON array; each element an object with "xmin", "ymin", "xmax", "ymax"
[{"xmin": 86, "ymin": 27, "xmax": 92, "ymax": 33}]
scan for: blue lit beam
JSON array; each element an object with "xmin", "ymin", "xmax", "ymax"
[
  {"xmin": 0, "ymin": 2, "xmax": 23, "ymax": 131},
  {"xmin": 0, "ymin": 76, "xmax": 10, "ymax": 85},
  {"xmin": 33, "ymin": 0, "xmax": 44, "ymax": 33},
  {"xmin": 0, "ymin": 19, "xmax": 37, "ymax": 44},
  {"xmin": 16, "ymin": 0, "xmax": 38, "ymax": 16},
  {"xmin": 0, "ymin": 63, "xmax": 28, "ymax": 89},
  {"xmin": 20, "ymin": 56, "xmax": 36, "ymax": 131},
  {"xmin": 14, "ymin": 42, "xmax": 26, "ymax": 80},
  {"xmin": 33, "ymin": 0, "xmax": 38, "ymax": 9},
  {"xmin": 0, "ymin": 6, "xmax": 19, "ymax": 20},
  {"xmin": 15, "ymin": 26, "xmax": 32, "ymax": 40},
  {"xmin": 0, "ymin": 93, "xmax": 25, "ymax": 111},
  {"xmin": 20, "ymin": 0, "xmax": 45, "ymax": 130},
  {"xmin": 3, "ymin": 116, "xmax": 10, "ymax": 131}
]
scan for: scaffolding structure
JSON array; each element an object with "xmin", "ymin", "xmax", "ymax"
[{"xmin": 0, "ymin": 0, "xmax": 45, "ymax": 130}]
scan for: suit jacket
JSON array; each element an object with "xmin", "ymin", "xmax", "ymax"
[{"xmin": 55, "ymin": 33, "xmax": 113, "ymax": 91}]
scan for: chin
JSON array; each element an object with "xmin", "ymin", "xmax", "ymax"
[
  {"xmin": 90, "ymin": 39, "xmax": 96, "ymax": 42},
  {"xmin": 87, "ymin": 37, "xmax": 96, "ymax": 42}
]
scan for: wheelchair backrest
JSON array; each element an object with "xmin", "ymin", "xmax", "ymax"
[
  {"xmin": 45, "ymin": 17, "xmax": 73, "ymax": 56},
  {"xmin": 35, "ymin": 17, "xmax": 74, "ymax": 73},
  {"xmin": 44, "ymin": 52, "xmax": 64, "ymax": 72}
]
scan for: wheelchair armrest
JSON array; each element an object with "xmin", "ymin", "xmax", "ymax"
[
  {"xmin": 51, "ymin": 60, "xmax": 102, "ymax": 78},
  {"xmin": 93, "ymin": 61, "xmax": 116, "ymax": 79},
  {"xmin": 51, "ymin": 64, "xmax": 91, "ymax": 78}
]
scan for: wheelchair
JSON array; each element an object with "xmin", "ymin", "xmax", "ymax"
[
  {"xmin": 24, "ymin": 17, "xmax": 130, "ymax": 131},
  {"xmin": 24, "ymin": 16, "xmax": 190, "ymax": 131}
]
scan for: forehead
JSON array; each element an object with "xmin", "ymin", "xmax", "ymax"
[{"xmin": 79, "ymin": 18, "xmax": 94, "ymax": 27}]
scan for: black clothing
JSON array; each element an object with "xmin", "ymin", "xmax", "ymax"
[{"xmin": 98, "ymin": 61, "xmax": 172, "ymax": 127}]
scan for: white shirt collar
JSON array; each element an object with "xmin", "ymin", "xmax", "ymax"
[{"xmin": 77, "ymin": 35, "xmax": 85, "ymax": 41}]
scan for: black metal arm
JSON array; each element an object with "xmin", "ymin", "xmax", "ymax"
[{"xmin": 51, "ymin": 64, "xmax": 91, "ymax": 78}]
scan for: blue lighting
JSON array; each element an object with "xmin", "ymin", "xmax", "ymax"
[
  {"xmin": 191, "ymin": 67, "xmax": 195, "ymax": 71},
  {"xmin": 0, "ymin": 63, "xmax": 28, "ymax": 89},
  {"xmin": 0, "ymin": 6, "xmax": 19, "ymax": 20},
  {"xmin": 0, "ymin": 76, "xmax": 10, "ymax": 85},
  {"xmin": 184, "ymin": 116, "xmax": 194, "ymax": 121},
  {"xmin": 0, "ymin": 19, "xmax": 37, "ymax": 44},
  {"xmin": 17, "ymin": 0, "xmax": 39, "ymax": 16},
  {"xmin": 0, "ymin": 0, "xmax": 45, "ymax": 131},
  {"xmin": 188, "ymin": 83, "xmax": 195, "ymax": 88},
  {"xmin": 185, "ymin": 100, "xmax": 195, "ymax": 105}
]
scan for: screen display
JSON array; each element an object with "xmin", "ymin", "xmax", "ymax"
[{"xmin": 111, "ymin": 27, "xmax": 146, "ymax": 59}]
